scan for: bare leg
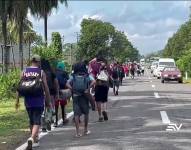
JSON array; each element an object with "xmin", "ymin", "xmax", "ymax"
[
  {"xmin": 55, "ymin": 104, "xmax": 59, "ymax": 126},
  {"xmin": 31, "ymin": 125, "xmax": 40, "ymax": 140},
  {"xmin": 84, "ymin": 114, "xmax": 89, "ymax": 132},
  {"xmin": 96, "ymin": 102, "xmax": 102, "ymax": 118},
  {"xmin": 74, "ymin": 116, "xmax": 80, "ymax": 136}
]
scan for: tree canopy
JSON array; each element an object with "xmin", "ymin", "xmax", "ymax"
[
  {"xmin": 163, "ymin": 17, "xmax": 191, "ymax": 76},
  {"xmin": 77, "ymin": 18, "xmax": 139, "ymax": 62}
]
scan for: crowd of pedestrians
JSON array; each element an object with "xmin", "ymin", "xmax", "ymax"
[{"xmin": 15, "ymin": 54, "xmax": 142, "ymax": 150}]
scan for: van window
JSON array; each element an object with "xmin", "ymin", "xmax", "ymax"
[{"xmin": 159, "ymin": 62, "xmax": 175, "ymax": 66}]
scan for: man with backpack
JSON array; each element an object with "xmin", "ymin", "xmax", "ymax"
[
  {"xmin": 111, "ymin": 62, "xmax": 120, "ymax": 96},
  {"xmin": 54, "ymin": 61, "xmax": 69, "ymax": 127},
  {"xmin": 66, "ymin": 62, "xmax": 95, "ymax": 137},
  {"xmin": 16, "ymin": 55, "xmax": 51, "ymax": 150}
]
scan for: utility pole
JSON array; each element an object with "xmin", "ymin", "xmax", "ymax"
[
  {"xmin": 75, "ymin": 32, "xmax": 79, "ymax": 43},
  {"xmin": 62, "ymin": 35, "xmax": 64, "ymax": 50}
]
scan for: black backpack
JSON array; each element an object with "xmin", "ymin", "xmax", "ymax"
[
  {"xmin": 45, "ymin": 71, "xmax": 55, "ymax": 93},
  {"xmin": 17, "ymin": 70, "xmax": 43, "ymax": 97}
]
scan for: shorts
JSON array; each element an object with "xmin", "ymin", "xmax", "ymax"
[
  {"xmin": 113, "ymin": 79, "xmax": 120, "ymax": 87},
  {"xmin": 95, "ymin": 85, "xmax": 109, "ymax": 103},
  {"xmin": 55, "ymin": 99, "xmax": 67, "ymax": 107},
  {"xmin": 73, "ymin": 95, "xmax": 89, "ymax": 116},
  {"xmin": 26, "ymin": 107, "xmax": 44, "ymax": 125}
]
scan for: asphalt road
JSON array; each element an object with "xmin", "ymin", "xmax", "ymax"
[{"xmin": 34, "ymin": 70, "xmax": 191, "ymax": 150}]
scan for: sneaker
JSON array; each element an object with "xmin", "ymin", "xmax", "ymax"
[
  {"xmin": 84, "ymin": 130, "xmax": 91, "ymax": 135},
  {"xmin": 33, "ymin": 141, "xmax": 40, "ymax": 148},
  {"xmin": 42, "ymin": 128, "xmax": 47, "ymax": 133},
  {"xmin": 102, "ymin": 111, "xmax": 108, "ymax": 121},
  {"xmin": 26, "ymin": 137, "xmax": 33, "ymax": 150}
]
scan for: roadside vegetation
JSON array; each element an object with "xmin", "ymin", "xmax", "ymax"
[
  {"xmin": 0, "ymin": 0, "xmax": 140, "ymax": 149},
  {"xmin": 146, "ymin": 14, "xmax": 191, "ymax": 80}
]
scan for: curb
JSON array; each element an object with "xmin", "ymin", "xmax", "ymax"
[{"xmin": 15, "ymin": 111, "xmax": 74, "ymax": 150}]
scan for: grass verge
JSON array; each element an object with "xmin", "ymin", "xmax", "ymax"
[
  {"xmin": 183, "ymin": 78, "xmax": 191, "ymax": 84},
  {"xmin": 0, "ymin": 99, "xmax": 29, "ymax": 150},
  {"xmin": 0, "ymin": 99, "xmax": 73, "ymax": 150}
]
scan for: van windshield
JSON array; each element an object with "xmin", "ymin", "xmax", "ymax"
[{"xmin": 159, "ymin": 62, "xmax": 175, "ymax": 66}]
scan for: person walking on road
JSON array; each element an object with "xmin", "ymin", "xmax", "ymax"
[
  {"xmin": 111, "ymin": 63, "xmax": 120, "ymax": 96},
  {"xmin": 16, "ymin": 55, "xmax": 51, "ymax": 150},
  {"xmin": 130, "ymin": 62, "xmax": 136, "ymax": 79},
  {"xmin": 119, "ymin": 63, "xmax": 125, "ymax": 85},
  {"xmin": 54, "ymin": 61, "xmax": 69, "ymax": 127},
  {"xmin": 41, "ymin": 59, "xmax": 59, "ymax": 132},
  {"xmin": 95, "ymin": 61, "xmax": 110, "ymax": 122},
  {"xmin": 66, "ymin": 62, "xmax": 95, "ymax": 137}
]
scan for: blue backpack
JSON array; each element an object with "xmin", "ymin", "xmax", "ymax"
[{"xmin": 72, "ymin": 74, "xmax": 89, "ymax": 94}]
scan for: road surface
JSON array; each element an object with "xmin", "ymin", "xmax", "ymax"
[{"xmin": 34, "ymin": 70, "xmax": 191, "ymax": 150}]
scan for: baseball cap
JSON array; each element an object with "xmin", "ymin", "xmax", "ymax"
[{"xmin": 31, "ymin": 54, "xmax": 41, "ymax": 62}]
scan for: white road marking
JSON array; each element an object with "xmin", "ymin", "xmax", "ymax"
[
  {"xmin": 152, "ymin": 85, "xmax": 155, "ymax": 88},
  {"xmin": 160, "ymin": 111, "xmax": 171, "ymax": 124},
  {"xmin": 154, "ymin": 92, "xmax": 160, "ymax": 98},
  {"xmin": 16, "ymin": 111, "xmax": 74, "ymax": 150}
]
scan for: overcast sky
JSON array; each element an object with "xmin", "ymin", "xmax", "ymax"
[{"xmin": 28, "ymin": 1, "xmax": 191, "ymax": 55}]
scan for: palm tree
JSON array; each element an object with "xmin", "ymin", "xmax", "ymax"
[
  {"xmin": 10, "ymin": 0, "xmax": 28, "ymax": 70},
  {"xmin": 8, "ymin": 18, "xmax": 36, "ymax": 60},
  {"xmin": 0, "ymin": 0, "xmax": 12, "ymax": 73},
  {"xmin": 23, "ymin": 31, "xmax": 38, "ymax": 60},
  {"xmin": 29, "ymin": 0, "xmax": 68, "ymax": 46}
]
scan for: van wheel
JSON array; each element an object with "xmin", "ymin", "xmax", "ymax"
[{"xmin": 161, "ymin": 80, "xmax": 164, "ymax": 83}]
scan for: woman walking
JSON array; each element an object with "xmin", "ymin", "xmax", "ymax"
[
  {"xmin": 41, "ymin": 59, "xmax": 59, "ymax": 132},
  {"xmin": 95, "ymin": 61, "xmax": 110, "ymax": 122}
]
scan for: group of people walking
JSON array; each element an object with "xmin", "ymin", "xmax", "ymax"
[
  {"xmin": 122, "ymin": 62, "xmax": 145, "ymax": 79},
  {"xmin": 15, "ymin": 54, "xmax": 125, "ymax": 150}
]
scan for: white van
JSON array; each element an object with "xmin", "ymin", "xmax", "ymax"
[
  {"xmin": 155, "ymin": 58, "xmax": 176, "ymax": 78},
  {"xmin": 140, "ymin": 58, "xmax": 145, "ymax": 65}
]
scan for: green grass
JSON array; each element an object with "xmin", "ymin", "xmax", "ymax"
[
  {"xmin": 183, "ymin": 78, "xmax": 191, "ymax": 84},
  {"xmin": 0, "ymin": 99, "xmax": 73, "ymax": 149},
  {"xmin": 0, "ymin": 100, "xmax": 30, "ymax": 150}
]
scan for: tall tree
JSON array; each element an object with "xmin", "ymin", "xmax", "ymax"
[
  {"xmin": 78, "ymin": 18, "xmax": 139, "ymax": 62},
  {"xmin": 78, "ymin": 18, "xmax": 115, "ymax": 60},
  {"xmin": 10, "ymin": 0, "xmax": 29, "ymax": 70},
  {"xmin": 29, "ymin": 0, "xmax": 67, "ymax": 46},
  {"xmin": 0, "ymin": 0, "xmax": 12, "ymax": 73}
]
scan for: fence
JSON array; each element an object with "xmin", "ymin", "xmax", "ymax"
[{"xmin": 0, "ymin": 43, "xmax": 29, "ymax": 73}]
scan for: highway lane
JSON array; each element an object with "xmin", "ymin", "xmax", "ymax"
[{"xmin": 33, "ymin": 70, "xmax": 191, "ymax": 150}]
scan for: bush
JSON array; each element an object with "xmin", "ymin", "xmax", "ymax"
[
  {"xmin": 0, "ymin": 69, "xmax": 21, "ymax": 100},
  {"xmin": 176, "ymin": 51, "xmax": 191, "ymax": 77}
]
